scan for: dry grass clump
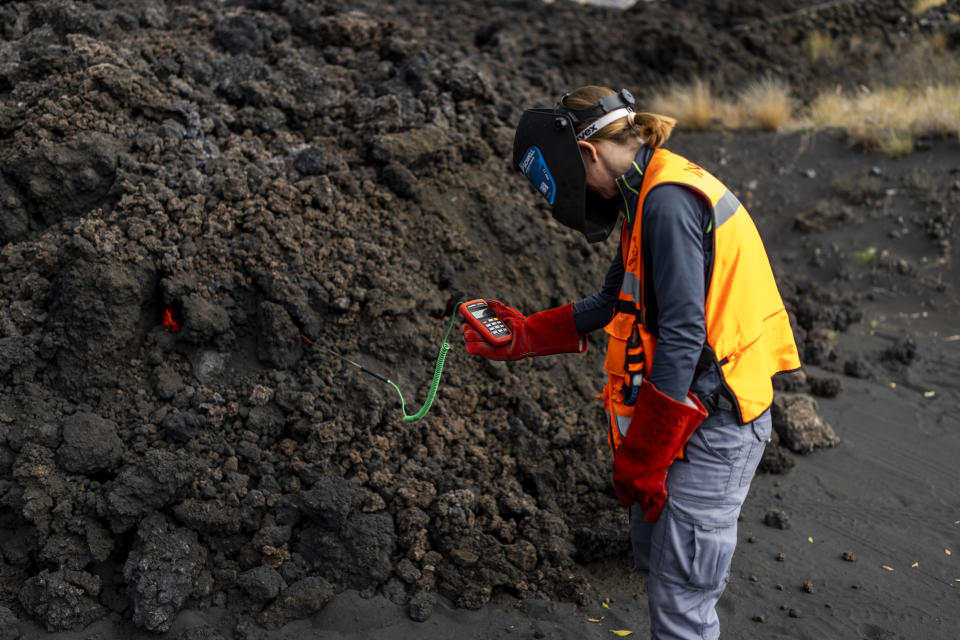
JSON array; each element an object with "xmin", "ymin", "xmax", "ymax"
[
  {"xmin": 649, "ymin": 78, "xmax": 722, "ymax": 130},
  {"xmin": 647, "ymin": 73, "xmax": 960, "ymax": 156},
  {"xmin": 650, "ymin": 77, "xmax": 793, "ymax": 131},
  {"xmin": 807, "ymin": 85, "xmax": 960, "ymax": 156},
  {"xmin": 831, "ymin": 172, "xmax": 885, "ymax": 205},
  {"xmin": 909, "ymin": 0, "xmax": 947, "ymax": 13},
  {"xmin": 908, "ymin": 168, "xmax": 946, "ymax": 205},
  {"xmin": 738, "ymin": 78, "xmax": 793, "ymax": 131}
]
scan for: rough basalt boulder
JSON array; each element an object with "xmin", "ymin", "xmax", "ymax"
[
  {"xmin": 771, "ymin": 394, "xmax": 841, "ymax": 454},
  {"xmin": 181, "ymin": 294, "xmax": 232, "ymax": 345},
  {"xmin": 238, "ymin": 565, "xmax": 287, "ymax": 603},
  {"xmin": 18, "ymin": 569, "xmax": 105, "ymax": 632},
  {"xmin": 758, "ymin": 427, "xmax": 797, "ymax": 474},
  {"xmin": 123, "ymin": 513, "xmax": 208, "ymax": 633},
  {"xmin": 47, "ymin": 242, "xmax": 158, "ymax": 400},
  {"xmin": 101, "ymin": 449, "xmax": 207, "ymax": 533},
  {"xmin": 57, "ymin": 411, "xmax": 123, "ymax": 474},
  {"xmin": 296, "ymin": 510, "xmax": 396, "ymax": 591},
  {"xmin": 0, "ymin": 132, "xmax": 119, "ymax": 243}
]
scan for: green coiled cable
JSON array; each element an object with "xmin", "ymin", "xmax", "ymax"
[
  {"xmin": 320, "ymin": 303, "xmax": 461, "ymax": 423},
  {"xmin": 389, "ymin": 303, "xmax": 460, "ymax": 422}
]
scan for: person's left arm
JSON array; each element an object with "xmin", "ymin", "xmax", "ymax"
[
  {"xmin": 611, "ymin": 183, "xmax": 712, "ymax": 516},
  {"xmin": 642, "ymin": 184, "xmax": 710, "ymax": 402}
]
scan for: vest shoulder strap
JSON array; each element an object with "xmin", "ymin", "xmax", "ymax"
[{"xmin": 640, "ymin": 149, "xmax": 727, "ymax": 206}]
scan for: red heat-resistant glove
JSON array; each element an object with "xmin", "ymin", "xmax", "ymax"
[
  {"xmin": 612, "ymin": 379, "xmax": 708, "ymax": 522},
  {"xmin": 461, "ymin": 300, "xmax": 586, "ymax": 361}
]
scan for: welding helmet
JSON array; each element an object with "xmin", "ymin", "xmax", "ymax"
[{"xmin": 513, "ymin": 88, "xmax": 636, "ymax": 243}]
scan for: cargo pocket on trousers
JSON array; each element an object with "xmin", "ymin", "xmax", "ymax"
[
  {"xmin": 691, "ymin": 419, "xmax": 746, "ymax": 494},
  {"xmin": 735, "ymin": 423, "xmax": 767, "ymax": 488},
  {"xmin": 652, "ymin": 502, "xmax": 738, "ymax": 591},
  {"xmin": 694, "ymin": 420, "xmax": 746, "ymax": 467}
]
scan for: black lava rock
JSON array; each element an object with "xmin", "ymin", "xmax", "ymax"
[
  {"xmin": 238, "ymin": 565, "xmax": 286, "ymax": 602},
  {"xmin": 123, "ymin": 514, "xmax": 207, "ymax": 633},
  {"xmin": 294, "ymin": 146, "xmax": 328, "ymax": 176},
  {"xmin": 18, "ymin": 570, "xmax": 105, "ymax": 632},
  {"xmin": 844, "ymin": 355, "xmax": 876, "ymax": 379},
  {"xmin": 296, "ymin": 511, "xmax": 396, "ymax": 591},
  {"xmin": 102, "ymin": 449, "xmax": 206, "ymax": 534},
  {"xmin": 181, "ymin": 294, "xmax": 232, "ymax": 344},
  {"xmin": 381, "ymin": 162, "xmax": 422, "ymax": 202},
  {"xmin": 882, "ymin": 333, "xmax": 917, "ymax": 366},
  {"xmin": 213, "ymin": 15, "xmax": 267, "ymax": 55},
  {"xmin": 758, "ymin": 441, "xmax": 796, "ymax": 474},
  {"xmin": 408, "ymin": 590, "xmax": 437, "ymax": 622},
  {"xmin": 764, "ymin": 508, "xmax": 791, "ymax": 530},
  {"xmin": 809, "ymin": 375, "xmax": 843, "ymax": 398},
  {"xmin": 57, "ymin": 411, "xmax": 123, "ymax": 474},
  {"xmin": 256, "ymin": 576, "xmax": 334, "ymax": 629}
]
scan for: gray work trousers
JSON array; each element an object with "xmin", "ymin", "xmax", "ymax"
[{"xmin": 630, "ymin": 408, "xmax": 771, "ymax": 640}]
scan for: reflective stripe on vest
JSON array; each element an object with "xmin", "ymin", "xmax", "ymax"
[
  {"xmin": 620, "ymin": 271, "xmax": 642, "ymax": 302},
  {"xmin": 603, "ymin": 149, "xmax": 801, "ymax": 452}
]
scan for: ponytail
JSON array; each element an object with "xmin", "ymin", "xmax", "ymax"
[{"xmin": 629, "ymin": 112, "xmax": 676, "ymax": 149}]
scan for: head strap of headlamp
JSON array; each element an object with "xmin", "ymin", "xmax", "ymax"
[{"xmin": 555, "ymin": 88, "xmax": 636, "ymax": 125}]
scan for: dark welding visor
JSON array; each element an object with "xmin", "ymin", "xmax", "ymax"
[
  {"xmin": 513, "ymin": 89, "xmax": 635, "ymax": 244},
  {"xmin": 512, "ymin": 108, "xmax": 620, "ymax": 243}
]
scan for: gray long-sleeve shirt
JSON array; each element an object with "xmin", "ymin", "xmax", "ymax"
[{"xmin": 572, "ymin": 149, "xmax": 721, "ymax": 403}]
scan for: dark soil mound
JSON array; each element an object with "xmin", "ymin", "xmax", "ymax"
[{"xmin": 1, "ymin": 0, "xmax": 953, "ymax": 634}]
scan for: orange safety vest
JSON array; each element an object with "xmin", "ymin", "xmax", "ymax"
[{"xmin": 603, "ymin": 148, "xmax": 801, "ymax": 453}]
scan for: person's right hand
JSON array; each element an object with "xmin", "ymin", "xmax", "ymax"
[
  {"xmin": 461, "ymin": 300, "xmax": 527, "ymax": 360},
  {"xmin": 461, "ymin": 300, "xmax": 585, "ymax": 361}
]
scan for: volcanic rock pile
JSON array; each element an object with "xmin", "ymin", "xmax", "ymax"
[{"xmin": 0, "ymin": 0, "xmax": 925, "ymax": 633}]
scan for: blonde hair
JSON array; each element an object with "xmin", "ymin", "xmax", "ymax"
[{"xmin": 562, "ymin": 85, "xmax": 676, "ymax": 149}]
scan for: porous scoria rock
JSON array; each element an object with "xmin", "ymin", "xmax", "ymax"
[
  {"xmin": 18, "ymin": 569, "xmax": 105, "ymax": 632},
  {"xmin": 123, "ymin": 513, "xmax": 208, "ymax": 633},
  {"xmin": 771, "ymin": 393, "xmax": 840, "ymax": 454}
]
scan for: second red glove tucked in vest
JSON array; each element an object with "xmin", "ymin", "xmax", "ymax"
[
  {"xmin": 612, "ymin": 379, "xmax": 708, "ymax": 522},
  {"xmin": 462, "ymin": 300, "xmax": 586, "ymax": 361}
]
